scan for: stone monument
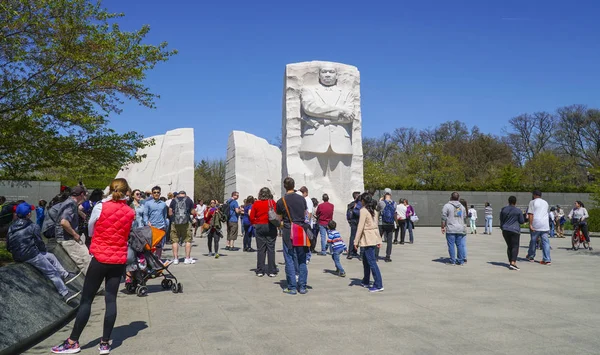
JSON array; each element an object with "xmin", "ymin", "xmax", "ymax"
[
  {"xmin": 113, "ymin": 128, "xmax": 194, "ymax": 197},
  {"xmin": 283, "ymin": 61, "xmax": 364, "ymax": 230},
  {"xmin": 224, "ymin": 131, "xmax": 282, "ymax": 201}
]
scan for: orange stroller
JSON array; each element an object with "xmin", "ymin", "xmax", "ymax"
[{"xmin": 126, "ymin": 226, "xmax": 182, "ymax": 296}]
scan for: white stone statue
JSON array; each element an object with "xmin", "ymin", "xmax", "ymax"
[
  {"xmin": 283, "ymin": 61, "xmax": 364, "ymax": 236},
  {"xmin": 300, "ymin": 66, "xmax": 356, "ymax": 155}
]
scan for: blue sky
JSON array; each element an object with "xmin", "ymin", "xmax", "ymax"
[{"xmin": 103, "ymin": 0, "xmax": 600, "ymax": 161}]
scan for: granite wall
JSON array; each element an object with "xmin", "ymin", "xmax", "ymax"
[
  {"xmin": 0, "ymin": 240, "xmax": 84, "ymax": 355},
  {"xmin": 377, "ymin": 190, "xmax": 592, "ymax": 227}
]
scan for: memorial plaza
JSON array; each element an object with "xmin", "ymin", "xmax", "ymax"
[{"xmin": 26, "ymin": 227, "xmax": 600, "ymax": 355}]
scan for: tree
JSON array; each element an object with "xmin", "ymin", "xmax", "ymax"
[
  {"xmin": 406, "ymin": 144, "xmax": 465, "ymax": 190},
  {"xmin": 554, "ymin": 105, "xmax": 600, "ymax": 168},
  {"xmin": 0, "ymin": 0, "xmax": 177, "ymax": 178},
  {"xmin": 505, "ymin": 112, "xmax": 556, "ymax": 164},
  {"xmin": 194, "ymin": 159, "xmax": 226, "ymax": 202}
]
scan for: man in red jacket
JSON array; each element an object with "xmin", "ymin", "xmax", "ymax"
[{"xmin": 316, "ymin": 194, "xmax": 334, "ymax": 256}]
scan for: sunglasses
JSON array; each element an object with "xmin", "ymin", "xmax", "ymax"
[
  {"xmin": 134, "ymin": 193, "xmax": 141, "ymax": 196},
  {"xmin": 152, "ymin": 191, "xmax": 160, "ymax": 195}
]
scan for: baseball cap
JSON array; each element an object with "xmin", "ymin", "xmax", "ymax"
[
  {"xmin": 70, "ymin": 186, "xmax": 86, "ymax": 196},
  {"xmin": 384, "ymin": 188, "xmax": 392, "ymax": 195},
  {"xmin": 15, "ymin": 202, "xmax": 35, "ymax": 218},
  {"xmin": 178, "ymin": 191, "xmax": 186, "ymax": 195}
]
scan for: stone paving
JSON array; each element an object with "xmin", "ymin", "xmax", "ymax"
[{"xmin": 26, "ymin": 227, "xmax": 600, "ymax": 355}]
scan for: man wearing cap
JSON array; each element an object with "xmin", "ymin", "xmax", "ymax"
[
  {"xmin": 7, "ymin": 202, "xmax": 80, "ymax": 303},
  {"xmin": 56, "ymin": 186, "xmax": 91, "ymax": 275},
  {"xmin": 169, "ymin": 190, "xmax": 196, "ymax": 264}
]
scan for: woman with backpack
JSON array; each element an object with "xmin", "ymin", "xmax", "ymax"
[
  {"xmin": 205, "ymin": 200, "xmax": 225, "ymax": 258},
  {"xmin": 51, "ymin": 178, "xmax": 135, "ymax": 355},
  {"xmin": 354, "ymin": 192, "xmax": 384, "ymax": 292},
  {"xmin": 249, "ymin": 187, "xmax": 279, "ymax": 277}
]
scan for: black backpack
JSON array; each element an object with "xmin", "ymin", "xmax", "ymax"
[
  {"xmin": 41, "ymin": 200, "xmax": 67, "ymax": 238},
  {"xmin": 346, "ymin": 201, "xmax": 356, "ymax": 222},
  {"xmin": 222, "ymin": 199, "xmax": 232, "ymax": 220},
  {"xmin": 173, "ymin": 198, "xmax": 189, "ymax": 225},
  {"xmin": 0, "ymin": 202, "xmax": 17, "ymax": 227}
]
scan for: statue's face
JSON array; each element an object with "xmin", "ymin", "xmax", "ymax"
[{"xmin": 319, "ymin": 67, "xmax": 337, "ymax": 86}]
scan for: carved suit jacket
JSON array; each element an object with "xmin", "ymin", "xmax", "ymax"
[{"xmin": 300, "ymin": 85, "xmax": 356, "ymax": 155}]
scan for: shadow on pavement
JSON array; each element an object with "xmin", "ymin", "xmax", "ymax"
[
  {"xmin": 487, "ymin": 261, "xmax": 510, "ymax": 269},
  {"xmin": 81, "ymin": 321, "xmax": 148, "ymax": 350},
  {"xmin": 347, "ymin": 278, "xmax": 364, "ymax": 287},
  {"xmin": 431, "ymin": 257, "xmax": 450, "ymax": 264}
]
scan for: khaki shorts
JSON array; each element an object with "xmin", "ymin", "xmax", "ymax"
[
  {"xmin": 59, "ymin": 239, "xmax": 91, "ymax": 275},
  {"xmin": 171, "ymin": 223, "xmax": 192, "ymax": 244},
  {"xmin": 227, "ymin": 222, "xmax": 238, "ymax": 241}
]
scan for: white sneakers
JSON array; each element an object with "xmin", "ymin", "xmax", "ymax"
[{"xmin": 172, "ymin": 258, "xmax": 196, "ymax": 265}]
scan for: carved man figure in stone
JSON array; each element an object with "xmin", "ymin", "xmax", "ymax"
[{"xmin": 300, "ymin": 67, "xmax": 356, "ymax": 155}]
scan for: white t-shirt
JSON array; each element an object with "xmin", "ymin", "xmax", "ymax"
[
  {"xmin": 528, "ymin": 198, "xmax": 550, "ymax": 232},
  {"xmin": 468, "ymin": 208, "xmax": 478, "ymax": 220},
  {"xmin": 396, "ymin": 204, "xmax": 407, "ymax": 220},
  {"xmin": 195, "ymin": 204, "xmax": 206, "ymax": 219}
]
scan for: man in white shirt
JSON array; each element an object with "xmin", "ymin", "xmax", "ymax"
[
  {"xmin": 468, "ymin": 205, "xmax": 478, "ymax": 234},
  {"xmin": 526, "ymin": 190, "xmax": 551, "ymax": 265},
  {"xmin": 298, "ymin": 186, "xmax": 313, "ymax": 262},
  {"xmin": 394, "ymin": 199, "xmax": 408, "ymax": 244}
]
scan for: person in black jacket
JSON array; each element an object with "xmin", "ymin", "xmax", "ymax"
[{"xmin": 7, "ymin": 202, "xmax": 80, "ymax": 303}]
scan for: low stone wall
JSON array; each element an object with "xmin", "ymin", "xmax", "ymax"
[
  {"xmin": 382, "ymin": 190, "xmax": 592, "ymax": 227},
  {"xmin": 0, "ymin": 240, "xmax": 84, "ymax": 355}
]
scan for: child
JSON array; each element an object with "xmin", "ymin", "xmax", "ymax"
[
  {"xmin": 7, "ymin": 202, "xmax": 80, "ymax": 303},
  {"xmin": 327, "ymin": 220, "xmax": 347, "ymax": 277}
]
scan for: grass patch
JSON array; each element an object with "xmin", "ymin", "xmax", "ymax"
[{"xmin": 0, "ymin": 239, "xmax": 14, "ymax": 267}]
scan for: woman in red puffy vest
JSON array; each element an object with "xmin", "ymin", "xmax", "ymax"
[{"xmin": 52, "ymin": 178, "xmax": 135, "ymax": 355}]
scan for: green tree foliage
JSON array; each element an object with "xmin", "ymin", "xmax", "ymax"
[
  {"xmin": 363, "ymin": 105, "xmax": 599, "ymax": 192},
  {"xmin": 194, "ymin": 159, "xmax": 226, "ymax": 202},
  {"xmin": 0, "ymin": 0, "xmax": 177, "ymax": 179}
]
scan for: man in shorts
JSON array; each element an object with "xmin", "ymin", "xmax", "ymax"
[
  {"xmin": 169, "ymin": 191, "xmax": 196, "ymax": 264},
  {"xmin": 225, "ymin": 191, "xmax": 241, "ymax": 251}
]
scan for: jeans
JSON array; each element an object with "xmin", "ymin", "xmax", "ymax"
[
  {"xmin": 243, "ymin": 223, "xmax": 253, "ymax": 249},
  {"xmin": 395, "ymin": 220, "xmax": 406, "ymax": 243},
  {"xmin": 528, "ymin": 231, "xmax": 551, "ymax": 262},
  {"xmin": 381, "ymin": 225, "xmax": 394, "ymax": 259},
  {"xmin": 446, "ymin": 233, "xmax": 466, "ymax": 264},
  {"xmin": 282, "ymin": 240, "xmax": 308, "ymax": 290},
  {"xmin": 469, "ymin": 219, "xmax": 477, "ymax": 233},
  {"xmin": 348, "ymin": 224, "xmax": 358, "ymax": 255},
  {"xmin": 311, "ymin": 224, "xmax": 319, "ymax": 253},
  {"xmin": 319, "ymin": 225, "xmax": 328, "ymax": 253},
  {"xmin": 26, "ymin": 252, "xmax": 69, "ymax": 296},
  {"xmin": 361, "ymin": 246, "xmax": 383, "ymax": 289},
  {"xmin": 331, "ymin": 249, "xmax": 345, "ymax": 273},
  {"xmin": 549, "ymin": 222, "xmax": 555, "ymax": 238},
  {"xmin": 485, "ymin": 216, "xmax": 493, "ymax": 234},
  {"xmin": 406, "ymin": 220, "xmax": 414, "ymax": 243}
]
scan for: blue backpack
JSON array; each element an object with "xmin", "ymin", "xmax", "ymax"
[{"xmin": 382, "ymin": 200, "xmax": 395, "ymax": 224}]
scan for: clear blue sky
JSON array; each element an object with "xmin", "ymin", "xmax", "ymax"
[{"xmin": 103, "ymin": 0, "xmax": 600, "ymax": 161}]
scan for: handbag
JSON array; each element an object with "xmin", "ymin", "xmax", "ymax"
[
  {"xmin": 410, "ymin": 215, "xmax": 419, "ymax": 223},
  {"xmin": 268, "ymin": 200, "xmax": 281, "ymax": 226},
  {"xmin": 282, "ymin": 196, "xmax": 311, "ymax": 247}
]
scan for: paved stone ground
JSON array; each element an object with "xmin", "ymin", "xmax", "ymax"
[{"xmin": 26, "ymin": 227, "xmax": 600, "ymax": 355}]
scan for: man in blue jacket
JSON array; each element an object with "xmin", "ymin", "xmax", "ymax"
[{"xmin": 7, "ymin": 202, "xmax": 80, "ymax": 303}]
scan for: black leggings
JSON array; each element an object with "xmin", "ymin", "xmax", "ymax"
[
  {"xmin": 208, "ymin": 229, "xmax": 222, "ymax": 253},
  {"xmin": 70, "ymin": 258, "xmax": 125, "ymax": 342},
  {"xmin": 578, "ymin": 223, "xmax": 590, "ymax": 242},
  {"xmin": 502, "ymin": 230, "xmax": 520, "ymax": 263}
]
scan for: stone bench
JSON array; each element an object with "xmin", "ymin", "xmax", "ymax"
[{"xmin": 0, "ymin": 240, "xmax": 84, "ymax": 355}]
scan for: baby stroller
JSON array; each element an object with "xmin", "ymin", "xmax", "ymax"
[{"xmin": 126, "ymin": 226, "xmax": 182, "ymax": 296}]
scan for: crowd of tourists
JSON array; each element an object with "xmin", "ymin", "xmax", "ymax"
[{"xmin": 0, "ymin": 177, "xmax": 594, "ymax": 354}]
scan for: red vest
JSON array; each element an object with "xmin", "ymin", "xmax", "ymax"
[{"xmin": 90, "ymin": 200, "xmax": 135, "ymax": 264}]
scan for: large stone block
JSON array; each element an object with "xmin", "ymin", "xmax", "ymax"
[
  {"xmin": 114, "ymin": 128, "xmax": 194, "ymax": 196},
  {"xmin": 225, "ymin": 131, "xmax": 282, "ymax": 201}
]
